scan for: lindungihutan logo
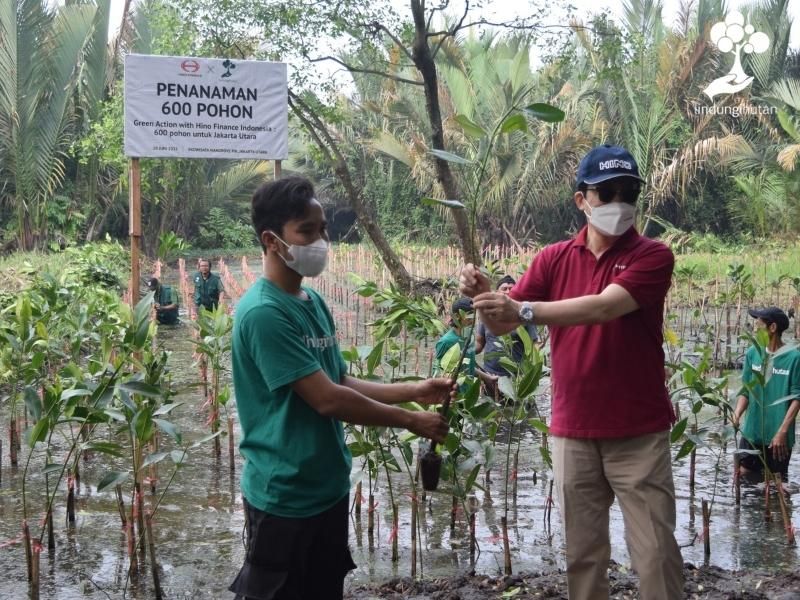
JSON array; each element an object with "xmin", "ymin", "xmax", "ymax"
[{"xmin": 703, "ymin": 11, "xmax": 770, "ymax": 100}]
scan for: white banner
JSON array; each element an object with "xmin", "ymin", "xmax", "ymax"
[{"xmin": 124, "ymin": 54, "xmax": 288, "ymax": 159}]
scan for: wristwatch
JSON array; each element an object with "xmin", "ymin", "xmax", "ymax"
[{"xmin": 518, "ymin": 301, "xmax": 535, "ymax": 324}]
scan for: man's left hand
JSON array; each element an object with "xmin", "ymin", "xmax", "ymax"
[{"xmin": 769, "ymin": 431, "xmax": 789, "ymax": 461}]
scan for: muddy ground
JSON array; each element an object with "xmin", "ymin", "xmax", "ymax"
[{"xmin": 347, "ymin": 562, "xmax": 800, "ymax": 599}]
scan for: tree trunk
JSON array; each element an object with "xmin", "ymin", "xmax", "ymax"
[
  {"xmin": 410, "ymin": 0, "xmax": 480, "ymax": 266},
  {"xmin": 289, "ymin": 93, "xmax": 414, "ymax": 293}
]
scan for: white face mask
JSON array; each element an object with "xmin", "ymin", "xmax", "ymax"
[
  {"xmin": 270, "ymin": 233, "xmax": 329, "ymax": 277},
  {"xmin": 583, "ymin": 200, "xmax": 636, "ymax": 236}
]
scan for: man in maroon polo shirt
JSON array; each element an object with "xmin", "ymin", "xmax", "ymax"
[{"xmin": 460, "ymin": 144, "xmax": 683, "ymax": 600}]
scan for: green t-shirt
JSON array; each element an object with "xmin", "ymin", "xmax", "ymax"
[
  {"xmin": 154, "ymin": 285, "xmax": 179, "ymax": 324},
  {"xmin": 435, "ymin": 328, "xmax": 476, "ymax": 376},
  {"xmin": 232, "ymin": 277, "xmax": 350, "ymax": 518},
  {"xmin": 193, "ymin": 272, "xmax": 224, "ymax": 310},
  {"xmin": 740, "ymin": 344, "xmax": 800, "ymax": 447}
]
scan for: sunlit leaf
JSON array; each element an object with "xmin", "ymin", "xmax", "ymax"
[
  {"xmin": 421, "ymin": 197, "xmax": 466, "ymax": 209},
  {"xmin": 524, "ymin": 103, "xmax": 565, "ymax": 122},
  {"xmin": 454, "ymin": 114, "xmax": 487, "ymax": 138},
  {"xmin": 429, "ymin": 148, "xmax": 474, "ymax": 165},
  {"xmin": 500, "ymin": 113, "xmax": 527, "ymax": 134}
]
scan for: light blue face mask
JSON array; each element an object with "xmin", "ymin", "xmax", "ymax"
[{"xmin": 270, "ymin": 232, "xmax": 329, "ymax": 277}]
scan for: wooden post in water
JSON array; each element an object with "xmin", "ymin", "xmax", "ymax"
[
  {"xmin": 67, "ymin": 475, "xmax": 76, "ymax": 524},
  {"xmin": 367, "ymin": 492, "xmax": 375, "ymax": 547},
  {"xmin": 450, "ymin": 494, "xmax": 458, "ymax": 532},
  {"xmin": 23, "ymin": 520, "xmax": 32, "ymax": 582},
  {"xmin": 391, "ymin": 502, "xmax": 399, "ymax": 562},
  {"xmin": 512, "ymin": 449, "xmax": 519, "ymax": 503},
  {"xmin": 129, "ymin": 157, "xmax": 141, "ymax": 304},
  {"xmin": 469, "ymin": 511, "xmax": 476, "ymax": 572},
  {"xmin": 774, "ymin": 474, "xmax": 795, "ymax": 545},
  {"xmin": 689, "ymin": 425, "xmax": 697, "ymax": 492},
  {"xmin": 702, "ymin": 499, "xmax": 710, "ymax": 558},
  {"xmin": 410, "ymin": 487, "xmax": 417, "ymax": 578},
  {"xmin": 501, "ymin": 515, "xmax": 512, "ymax": 575},
  {"xmin": 734, "ymin": 454, "xmax": 741, "ymax": 505},
  {"xmin": 228, "ymin": 417, "xmax": 236, "ymax": 473},
  {"xmin": 30, "ymin": 541, "xmax": 40, "ymax": 600},
  {"xmin": 765, "ymin": 472, "xmax": 772, "ymax": 522},
  {"xmin": 145, "ymin": 511, "xmax": 163, "ymax": 600},
  {"xmin": 116, "ymin": 485, "xmax": 127, "ymax": 527}
]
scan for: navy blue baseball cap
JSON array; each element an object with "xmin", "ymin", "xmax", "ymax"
[
  {"xmin": 748, "ymin": 307, "xmax": 790, "ymax": 333},
  {"xmin": 576, "ymin": 144, "xmax": 644, "ymax": 188}
]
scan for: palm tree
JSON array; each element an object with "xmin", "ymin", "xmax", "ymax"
[{"xmin": 0, "ymin": 0, "xmax": 108, "ymax": 251}]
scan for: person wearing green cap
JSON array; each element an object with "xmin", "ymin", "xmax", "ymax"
[{"xmin": 733, "ymin": 306, "xmax": 800, "ymax": 489}]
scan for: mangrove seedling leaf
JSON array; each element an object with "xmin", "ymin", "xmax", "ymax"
[
  {"xmin": 500, "ymin": 113, "xmax": 528, "ymax": 134},
  {"xmin": 524, "ymin": 103, "xmax": 565, "ymax": 122},
  {"xmin": 42, "ymin": 463, "xmax": 63, "ymax": 476},
  {"xmin": 190, "ymin": 431, "xmax": 222, "ymax": 448},
  {"xmin": 170, "ymin": 450, "xmax": 187, "ymax": 465},
  {"xmin": 529, "ymin": 418, "xmax": 550, "ymax": 434},
  {"xmin": 675, "ymin": 439, "xmax": 695, "ymax": 461},
  {"xmin": 97, "ymin": 471, "xmax": 129, "ymax": 492},
  {"xmin": 118, "ymin": 381, "xmax": 162, "ymax": 398},
  {"xmin": 27, "ymin": 418, "xmax": 49, "ymax": 447},
  {"xmin": 142, "ymin": 452, "xmax": 170, "ymax": 468},
  {"xmin": 153, "ymin": 418, "xmax": 181, "ymax": 444},
  {"xmin": 24, "ymin": 386, "xmax": 42, "ymax": 422},
  {"xmin": 440, "ymin": 343, "xmax": 462, "ymax": 373},
  {"xmin": 670, "ymin": 417, "xmax": 688, "ymax": 443},
  {"xmin": 153, "ymin": 402, "xmax": 184, "ymax": 416},
  {"xmin": 82, "ymin": 441, "xmax": 126, "ymax": 458},
  {"xmin": 769, "ymin": 393, "xmax": 799, "ymax": 406},
  {"xmin": 454, "ymin": 114, "xmax": 487, "ymax": 139}
]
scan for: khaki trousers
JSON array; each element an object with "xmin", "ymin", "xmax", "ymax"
[{"xmin": 552, "ymin": 431, "xmax": 684, "ymax": 600}]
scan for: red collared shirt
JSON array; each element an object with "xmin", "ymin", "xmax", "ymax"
[{"xmin": 510, "ymin": 226, "xmax": 675, "ymax": 438}]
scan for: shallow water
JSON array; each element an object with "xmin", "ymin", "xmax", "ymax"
[{"xmin": 1, "ymin": 282, "xmax": 799, "ymax": 599}]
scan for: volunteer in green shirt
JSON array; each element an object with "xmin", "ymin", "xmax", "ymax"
[
  {"xmin": 193, "ymin": 258, "xmax": 224, "ymax": 312},
  {"xmin": 147, "ymin": 277, "xmax": 179, "ymax": 325},
  {"xmin": 733, "ymin": 306, "xmax": 800, "ymax": 486},
  {"xmin": 229, "ymin": 176, "xmax": 449, "ymax": 600}
]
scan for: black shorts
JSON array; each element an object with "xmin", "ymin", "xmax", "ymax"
[
  {"xmin": 737, "ymin": 438, "xmax": 791, "ymax": 482},
  {"xmin": 229, "ymin": 495, "xmax": 356, "ymax": 600}
]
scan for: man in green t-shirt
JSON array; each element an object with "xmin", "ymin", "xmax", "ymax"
[
  {"xmin": 229, "ymin": 176, "xmax": 449, "ymax": 600},
  {"xmin": 147, "ymin": 277, "xmax": 179, "ymax": 325},
  {"xmin": 193, "ymin": 258, "xmax": 224, "ymax": 313},
  {"xmin": 733, "ymin": 307, "xmax": 800, "ymax": 486}
]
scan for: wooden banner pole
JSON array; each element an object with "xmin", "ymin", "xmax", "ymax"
[{"xmin": 130, "ymin": 158, "xmax": 142, "ymax": 305}]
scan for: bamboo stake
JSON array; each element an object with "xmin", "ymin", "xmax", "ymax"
[
  {"xmin": 23, "ymin": 520, "xmax": 32, "ymax": 582},
  {"xmin": 501, "ymin": 515, "xmax": 512, "ymax": 575},
  {"xmin": 135, "ymin": 483, "xmax": 146, "ymax": 559},
  {"xmin": 367, "ymin": 493, "xmax": 375, "ymax": 542},
  {"xmin": 512, "ymin": 449, "xmax": 519, "ymax": 503},
  {"xmin": 10, "ymin": 417, "xmax": 18, "ymax": 467},
  {"xmin": 774, "ymin": 474, "xmax": 795, "ymax": 545},
  {"xmin": 391, "ymin": 502, "xmax": 399, "ymax": 562},
  {"xmin": 228, "ymin": 417, "xmax": 235, "ymax": 473},
  {"xmin": 116, "ymin": 485, "xmax": 127, "ymax": 527},
  {"xmin": 30, "ymin": 540, "xmax": 40, "ymax": 600},
  {"xmin": 702, "ymin": 499, "xmax": 710, "ymax": 558},
  {"xmin": 67, "ymin": 475, "xmax": 76, "ymax": 525},
  {"xmin": 734, "ymin": 454, "xmax": 741, "ymax": 505},
  {"xmin": 689, "ymin": 425, "xmax": 697, "ymax": 492},
  {"xmin": 46, "ymin": 507, "xmax": 54, "ymax": 552},
  {"xmin": 450, "ymin": 494, "xmax": 458, "ymax": 531},
  {"xmin": 354, "ymin": 481, "xmax": 362, "ymax": 519},
  {"xmin": 145, "ymin": 511, "xmax": 163, "ymax": 600},
  {"xmin": 765, "ymin": 472, "xmax": 772, "ymax": 522},
  {"xmin": 410, "ymin": 488, "xmax": 417, "ymax": 579},
  {"xmin": 469, "ymin": 511, "xmax": 476, "ymax": 571}
]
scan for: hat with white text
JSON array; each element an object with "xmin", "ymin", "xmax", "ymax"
[
  {"xmin": 747, "ymin": 306, "xmax": 790, "ymax": 333},
  {"xmin": 576, "ymin": 144, "xmax": 644, "ymax": 188}
]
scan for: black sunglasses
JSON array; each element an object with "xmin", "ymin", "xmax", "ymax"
[{"xmin": 585, "ymin": 183, "xmax": 641, "ymax": 204}]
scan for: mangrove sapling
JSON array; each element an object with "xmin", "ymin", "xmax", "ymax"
[
  {"xmin": 192, "ymin": 306, "xmax": 234, "ymax": 461},
  {"xmin": 492, "ymin": 327, "xmax": 544, "ymax": 575}
]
